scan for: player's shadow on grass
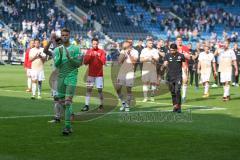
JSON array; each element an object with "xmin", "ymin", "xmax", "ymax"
[
  {"xmin": 155, "ymin": 97, "xmax": 172, "ymax": 101},
  {"xmin": 208, "ymin": 94, "xmax": 224, "ymax": 97},
  {"xmin": 228, "ymin": 97, "xmax": 240, "ymax": 101},
  {"xmin": 184, "ymin": 93, "xmax": 224, "ymax": 103},
  {"xmin": 73, "ymin": 86, "xmax": 119, "ymax": 122},
  {"xmin": 132, "ymin": 105, "xmax": 172, "ymax": 111},
  {"xmin": 185, "ymin": 97, "xmax": 216, "ymax": 103},
  {"xmin": 0, "ymin": 85, "xmax": 26, "ymax": 89},
  {"xmin": 1, "ymin": 110, "xmax": 240, "ymax": 160}
]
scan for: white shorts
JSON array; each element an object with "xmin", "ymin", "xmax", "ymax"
[
  {"xmin": 220, "ymin": 72, "xmax": 232, "ymax": 83},
  {"xmin": 117, "ymin": 72, "xmax": 135, "ymax": 87},
  {"xmin": 200, "ymin": 72, "xmax": 211, "ymax": 83},
  {"xmin": 141, "ymin": 70, "xmax": 158, "ymax": 84},
  {"xmin": 31, "ymin": 70, "xmax": 45, "ymax": 81},
  {"xmin": 26, "ymin": 69, "xmax": 31, "ymax": 77},
  {"xmin": 87, "ymin": 76, "xmax": 104, "ymax": 89}
]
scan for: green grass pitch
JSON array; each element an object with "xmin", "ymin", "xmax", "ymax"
[{"xmin": 0, "ymin": 63, "xmax": 240, "ymax": 160}]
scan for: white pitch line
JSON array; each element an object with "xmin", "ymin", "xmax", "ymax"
[
  {"xmin": 0, "ymin": 89, "xmax": 227, "ymax": 120},
  {"xmin": 74, "ymin": 110, "xmax": 188, "ymax": 115},
  {"xmin": 0, "ymin": 114, "xmax": 53, "ymax": 119},
  {"xmin": 0, "ymin": 88, "xmax": 221, "ymax": 108},
  {"xmin": 136, "ymin": 100, "xmax": 193, "ymax": 107},
  {"xmin": 0, "ymin": 110, "xmax": 186, "ymax": 119},
  {"xmin": 0, "ymin": 107, "xmax": 225, "ymax": 119}
]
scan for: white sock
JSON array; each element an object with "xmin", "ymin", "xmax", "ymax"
[
  {"xmin": 204, "ymin": 83, "xmax": 209, "ymax": 94},
  {"xmin": 182, "ymin": 84, "xmax": 187, "ymax": 98},
  {"xmin": 143, "ymin": 85, "xmax": 149, "ymax": 99},
  {"xmin": 226, "ymin": 85, "xmax": 230, "ymax": 96},
  {"xmin": 85, "ymin": 93, "xmax": 90, "ymax": 105},
  {"xmin": 223, "ymin": 86, "xmax": 227, "ymax": 97},
  {"xmin": 27, "ymin": 78, "xmax": 31, "ymax": 89},
  {"xmin": 32, "ymin": 83, "xmax": 37, "ymax": 96}
]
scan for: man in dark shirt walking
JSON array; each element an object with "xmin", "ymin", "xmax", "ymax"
[
  {"xmin": 232, "ymin": 42, "xmax": 240, "ymax": 87},
  {"xmin": 162, "ymin": 43, "xmax": 187, "ymax": 113},
  {"xmin": 156, "ymin": 39, "xmax": 167, "ymax": 82},
  {"xmin": 134, "ymin": 39, "xmax": 144, "ymax": 73}
]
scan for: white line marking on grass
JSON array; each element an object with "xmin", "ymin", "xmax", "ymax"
[
  {"xmin": 0, "ymin": 110, "xmax": 181, "ymax": 119},
  {"xmin": 74, "ymin": 110, "xmax": 180, "ymax": 115},
  {"xmin": 0, "ymin": 88, "xmax": 222, "ymax": 106},
  {"xmin": 0, "ymin": 114, "xmax": 52, "ymax": 119},
  {"xmin": 135, "ymin": 100, "xmax": 226, "ymax": 111},
  {"xmin": 0, "ymin": 107, "xmax": 225, "ymax": 120},
  {"xmin": 0, "ymin": 89, "xmax": 227, "ymax": 113}
]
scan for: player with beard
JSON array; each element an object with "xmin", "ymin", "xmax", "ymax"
[
  {"xmin": 81, "ymin": 38, "xmax": 106, "ymax": 112},
  {"xmin": 116, "ymin": 40, "xmax": 138, "ymax": 112},
  {"xmin": 162, "ymin": 43, "xmax": 187, "ymax": 113}
]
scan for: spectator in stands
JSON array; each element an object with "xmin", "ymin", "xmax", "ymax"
[
  {"xmin": 0, "ymin": 23, "xmax": 3, "ymax": 38},
  {"xmin": 47, "ymin": 8, "xmax": 55, "ymax": 18}
]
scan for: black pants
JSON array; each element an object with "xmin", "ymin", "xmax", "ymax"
[
  {"xmin": 232, "ymin": 67, "xmax": 239, "ymax": 84},
  {"xmin": 215, "ymin": 72, "xmax": 221, "ymax": 85},
  {"xmin": 157, "ymin": 63, "xmax": 165, "ymax": 80},
  {"xmin": 134, "ymin": 62, "xmax": 143, "ymax": 73},
  {"xmin": 168, "ymin": 79, "xmax": 182, "ymax": 106},
  {"xmin": 213, "ymin": 64, "xmax": 221, "ymax": 85},
  {"xmin": 189, "ymin": 67, "xmax": 199, "ymax": 87}
]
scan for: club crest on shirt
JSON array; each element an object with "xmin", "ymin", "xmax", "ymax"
[
  {"xmin": 93, "ymin": 51, "xmax": 99, "ymax": 56},
  {"xmin": 177, "ymin": 56, "xmax": 181, "ymax": 61}
]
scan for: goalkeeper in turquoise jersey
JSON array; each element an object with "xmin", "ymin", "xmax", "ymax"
[{"xmin": 53, "ymin": 28, "xmax": 83, "ymax": 136}]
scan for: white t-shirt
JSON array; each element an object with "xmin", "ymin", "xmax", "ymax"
[
  {"xmin": 140, "ymin": 48, "xmax": 159, "ymax": 63},
  {"xmin": 118, "ymin": 48, "xmax": 138, "ymax": 74},
  {"xmin": 140, "ymin": 47, "xmax": 159, "ymax": 72},
  {"xmin": 198, "ymin": 51, "xmax": 215, "ymax": 74},
  {"xmin": 120, "ymin": 48, "xmax": 138, "ymax": 64},
  {"xmin": 29, "ymin": 47, "xmax": 46, "ymax": 71},
  {"xmin": 218, "ymin": 48, "xmax": 236, "ymax": 73}
]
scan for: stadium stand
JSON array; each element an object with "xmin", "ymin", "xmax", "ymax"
[{"xmin": 64, "ymin": 0, "xmax": 152, "ymax": 40}]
